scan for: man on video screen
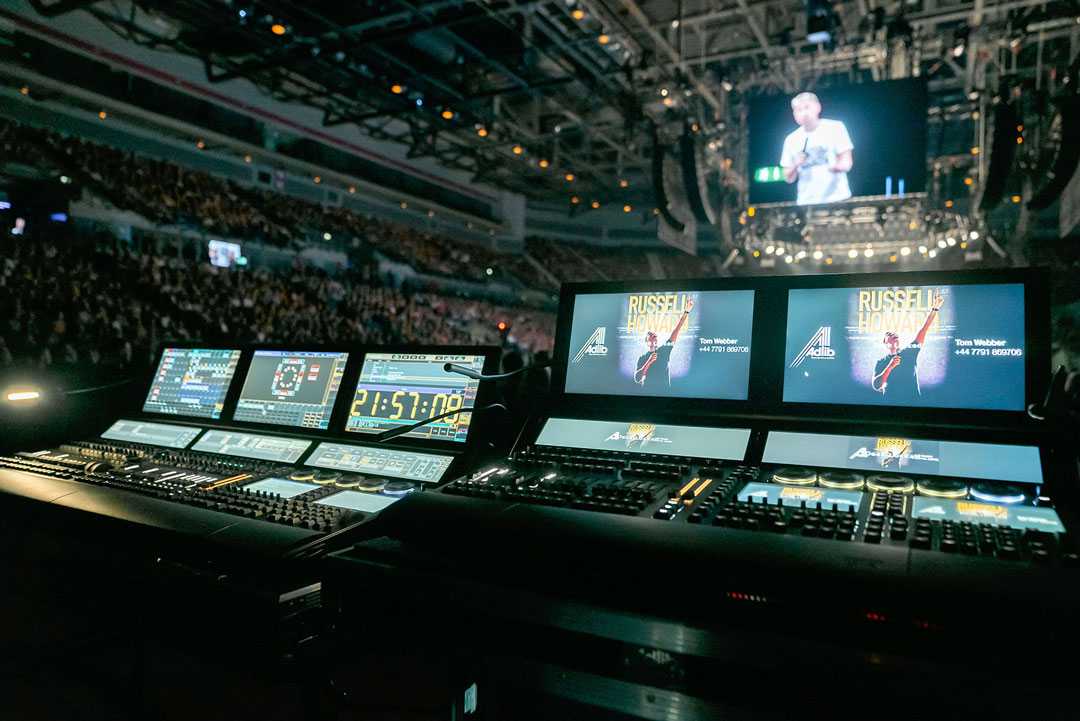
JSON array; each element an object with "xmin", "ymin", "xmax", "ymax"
[
  {"xmin": 780, "ymin": 92, "xmax": 854, "ymax": 205},
  {"xmin": 871, "ymin": 292, "xmax": 943, "ymax": 403},
  {"xmin": 634, "ymin": 299, "xmax": 694, "ymax": 392}
]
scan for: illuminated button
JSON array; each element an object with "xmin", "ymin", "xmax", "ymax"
[
  {"xmin": 355, "ymin": 477, "xmax": 387, "ymax": 492},
  {"xmin": 970, "ymin": 482, "xmax": 1026, "ymax": 505},
  {"xmin": 818, "ymin": 471, "xmax": 865, "ymax": 490},
  {"xmin": 383, "ymin": 481, "xmax": 417, "ymax": 496},
  {"xmin": 772, "ymin": 467, "xmax": 817, "ymax": 486},
  {"xmin": 335, "ymin": 475, "xmax": 361, "ymax": 489},
  {"xmin": 916, "ymin": 478, "xmax": 968, "ymax": 499},
  {"xmin": 866, "ymin": 475, "xmax": 915, "ymax": 493}
]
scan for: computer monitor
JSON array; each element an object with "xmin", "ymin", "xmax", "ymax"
[
  {"xmin": 562, "ymin": 289, "xmax": 755, "ymax": 400},
  {"xmin": 232, "ymin": 350, "xmax": 348, "ymax": 430},
  {"xmin": 344, "ymin": 353, "xmax": 485, "ymax": 443},
  {"xmin": 783, "ymin": 282, "xmax": 1026, "ymax": 411},
  {"xmin": 143, "ymin": 347, "xmax": 241, "ymax": 420}
]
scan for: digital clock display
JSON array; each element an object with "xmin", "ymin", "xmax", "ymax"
[{"xmin": 345, "ymin": 353, "xmax": 485, "ymax": 443}]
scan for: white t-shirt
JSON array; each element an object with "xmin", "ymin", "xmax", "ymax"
[{"xmin": 780, "ymin": 119, "xmax": 853, "ymax": 205}]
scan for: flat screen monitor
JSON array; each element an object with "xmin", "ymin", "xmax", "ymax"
[
  {"xmin": 101, "ymin": 419, "xmax": 201, "ymax": 449},
  {"xmin": 748, "ymin": 78, "xmax": 928, "ymax": 206},
  {"xmin": 143, "ymin": 348, "xmax": 241, "ymax": 419},
  {"xmin": 345, "ymin": 353, "xmax": 485, "ymax": 443},
  {"xmin": 191, "ymin": 430, "xmax": 311, "ymax": 464},
  {"xmin": 306, "ymin": 443, "xmax": 453, "ymax": 484},
  {"xmin": 563, "ymin": 290, "xmax": 755, "ymax": 399},
  {"xmin": 762, "ymin": 431, "xmax": 1043, "ymax": 485},
  {"xmin": 783, "ymin": 283, "xmax": 1026, "ymax": 411},
  {"xmin": 535, "ymin": 418, "xmax": 751, "ymax": 461},
  {"xmin": 233, "ymin": 350, "xmax": 348, "ymax": 430}
]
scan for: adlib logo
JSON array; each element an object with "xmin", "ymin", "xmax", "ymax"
[
  {"xmin": 572, "ymin": 326, "xmax": 608, "ymax": 363},
  {"xmin": 790, "ymin": 326, "xmax": 836, "ymax": 368},
  {"xmin": 605, "ymin": 423, "xmax": 671, "ymax": 449}
]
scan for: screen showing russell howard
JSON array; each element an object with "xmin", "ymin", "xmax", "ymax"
[
  {"xmin": 783, "ymin": 283, "xmax": 1025, "ymax": 411},
  {"xmin": 564, "ymin": 290, "xmax": 755, "ymax": 400}
]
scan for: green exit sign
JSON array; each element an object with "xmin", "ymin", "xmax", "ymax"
[{"xmin": 754, "ymin": 166, "xmax": 784, "ymax": 183}]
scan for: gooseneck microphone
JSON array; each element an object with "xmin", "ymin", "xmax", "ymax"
[
  {"xmin": 373, "ymin": 402, "xmax": 508, "ymax": 443},
  {"xmin": 443, "ymin": 361, "xmax": 551, "ymax": 381}
]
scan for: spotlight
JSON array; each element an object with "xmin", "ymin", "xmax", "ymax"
[
  {"xmin": 571, "ymin": 196, "xmax": 580, "ymax": 204},
  {"xmin": 565, "ymin": 173, "xmax": 575, "ymax": 182},
  {"xmin": 270, "ymin": 23, "xmax": 287, "ymax": 35},
  {"xmin": 662, "ymin": 97, "xmax": 675, "ymax": 107},
  {"xmin": 721, "ymin": 79, "xmax": 734, "ymax": 92},
  {"xmin": 598, "ymin": 34, "xmax": 610, "ymax": 45},
  {"xmin": 619, "ymin": 179, "xmax": 629, "ymax": 188},
  {"xmin": 323, "ymin": 232, "xmax": 332, "ymax": 241},
  {"xmin": 864, "ymin": 248, "xmax": 874, "ymax": 257},
  {"xmin": 945, "ymin": 200, "xmax": 954, "ymax": 208},
  {"xmin": 813, "ymin": 250, "xmax": 823, "ymax": 260},
  {"xmin": 660, "ymin": 88, "xmax": 669, "ymax": 97},
  {"xmin": 427, "ymin": 210, "xmax": 435, "ymax": 218},
  {"xmin": 400, "ymin": 201, "xmax": 408, "ymax": 209},
  {"xmin": 98, "ymin": 110, "xmax": 107, "ymax": 120},
  {"xmin": 486, "ymin": 267, "xmax": 494, "ymax": 276},
  {"xmin": 539, "ymin": 159, "xmax": 550, "ymax": 168},
  {"xmin": 946, "ymin": 237, "xmax": 957, "ymax": 247},
  {"xmin": 19, "ymin": 86, "xmax": 29, "ymax": 96},
  {"xmin": 313, "ymin": 175, "xmax": 321, "ymax": 184},
  {"xmin": 623, "ymin": 204, "xmax": 632, "ymax": 213},
  {"xmin": 391, "ymin": 84, "xmax": 405, "ymax": 94},
  {"xmin": 244, "ymin": 154, "xmax": 252, "ymax": 163},
  {"xmin": 969, "ymin": 230, "xmax": 980, "ymax": 240},
  {"xmin": 196, "ymin": 139, "xmax": 206, "ymax": 150},
  {"xmin": 591, "ymin": 200, "xmax": 600, "ymax": 209},
  {"xmin": 848, "ymin": 249, "xmax": 859, "ymax": 258},
  {"xmin": 348, "ymin": 186, "xmax": 356, "ymax": 194},
  {"xmin": 971, "ymin": 146, "xmax": 980, "ymax": 155},
  {"xmin": 671, "ymin": 19, "xmax": 680, "ymax": 29},
  {"xmin": 765, "ymin": 245, "xmax": 775, "ymax": 254},
  {"xmin": 512, "ymin": 145, "xmax": 524, "ymax": 155},
  {"xmin": 571, "ymin": 8, "xmax": 585, "ymax": 20},
  {"xmin": 441, "ymin": 109, "xmax": 455, "ymax": 120},
  {"xmin": 477, "ymin": 127, "xmax": 488, "ymax": 138}
]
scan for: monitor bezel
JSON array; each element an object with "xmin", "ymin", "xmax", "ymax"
[
  {"xmin": 550, "ymin": 278, "xmax": 765, "ymax": 417},
  {"xmin": 551, "ymin": 268, "xmax": 1048, "ymax": 429},
  {"xmin": 340, "ymin": 345, "xmax": 502, "ymax": 451},
  {"xmin": 140, "ymin": 344, "xmax": 244, "ymax": 421},
  {"xmin": 229, "ymin": 345, "xmax": 356, "ymax": 432}
]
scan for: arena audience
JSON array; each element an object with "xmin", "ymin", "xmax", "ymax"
[{"xmin": 0, "ymin": 227, "xmax": 553, "ymax": 374}]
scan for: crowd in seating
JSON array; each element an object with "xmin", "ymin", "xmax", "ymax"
[{"xmin": 0, "ymin": 227, "xmax": 553, "ymax": 374}]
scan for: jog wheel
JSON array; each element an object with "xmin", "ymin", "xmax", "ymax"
[
  {"xmin": 383, "ymin": 480, "xmax": 418, "ymax": 496},
  {"xmin": 772, "ymin": 467, "xmax": 817, "ymax": 486},
  {"xmin": 819, "ymin": 470, "xmax": 865, "ymax": 490},
  {"xmin": 335, "ymin": 475, "xmax": 361, "ymax": 489},
  {"xmin": 917, "ymin": 478, "xmax": 968, "ymax": 499},
  {"xmin": 312, "ymin": 470, "xmax": 342, "ymax": 485},
  {"xmin": 970, "ymin": 482, "xmax": 1026, "ymax": 504},
  {"xmin": 866, "ymin": 475, "xmax": 915, "ymax": 493},
  {"xmin": 289, "ymin": 470, "xmax": 315, "ymax": 482},
  {"xmin": 355, "ymin": 477, "xmax": 387, "ymax": 493}
]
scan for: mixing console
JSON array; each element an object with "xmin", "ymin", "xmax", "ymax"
[{"xmin": 442, "ymin": 430, "xmax": 1075, "ymax": 567}]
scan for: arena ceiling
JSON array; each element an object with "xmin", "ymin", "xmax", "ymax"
[{"xmin": 24, "ymin": 0, "xmax": 1080, "ymax": 210}]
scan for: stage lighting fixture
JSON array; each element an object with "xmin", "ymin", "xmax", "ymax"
[
  {"xmin": 244, "ymin": 154, "xmax": 252, "ymax": 163},
  {"xmin": 391, "ymin": 84, "xmax": 404, "ymax": 94},
  {"xmin": 98, "ymin": 110, "xmax": 107, "ymax": 120},
  {"xmin": 619, "ymin": 179, "xmax": 629, "ymax": 188},
  {"xmin": 477, "ymin": 127, "xmax": 488, "ymax": 137},
  {"xmin": 441, "ymin": 109, "xmax": 454, "ymax": 120},
  {"xmin": 591, "ymin": 200, "xmax": 600, "ymax": 209},
  {"xmin": 486, "ymin": 267, "xmax": 494, "ymax": 276},
  {"xmin": 848, "ymin": 249, "xmax": 859, "ymax": 258},
  {"xmin": 271, "ymin": 23, "xmax": 287, "ymax": 35},
  {"xmin": 565, "ymin": 173, "xmax": 575, "ymax": 182},
  {"xmin": 598, "ymin": 34, "xmax": 610, "ymax": 45},
  {"xmin": 512, "ymin": 145, "xmax": 524, "ymax": 155},
  {"xmin": 572, "ymin": 8, "xmax": 585, "ymax": 20},
  {"xmin": 19, "ymin": 86, "xmax": 29, "ymax": 96},
  {"xmin": 571, "ymin": 196, "xmax": 580, "ymax": 204},
  {"xmin": 539, "ymin": 159, "xmax": 550, "ymax": 168},
  {"xmin": 623, "ymin": 204, "xmax": 632, "ymax": 213},
  {"xmin": 951, "ymin": 25, "xmax": 968, "ymax": 57},
  {"xmin": 348, "ymin": 186, "xmax": 356, "ymax": 194}
]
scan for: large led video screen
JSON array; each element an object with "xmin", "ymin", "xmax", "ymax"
[
  {"xmin": 564, "ymin": 290, "xmax": 754, "ymax": 400},
  {"xmin": 748, "ymin": 79, "xmax": 927, "ymax": 206},
  {"xmin": 783, "ymin": 283, "xmax": 1026, "ymax": 411}
]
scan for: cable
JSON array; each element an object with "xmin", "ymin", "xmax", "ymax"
[
  {"xmin": 372, "ymin": 402, "xmax": 508, "ymax": 443},
  {"xmin": 442, "ymin": 361, "xmax": 551, "ymax": 381}
]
